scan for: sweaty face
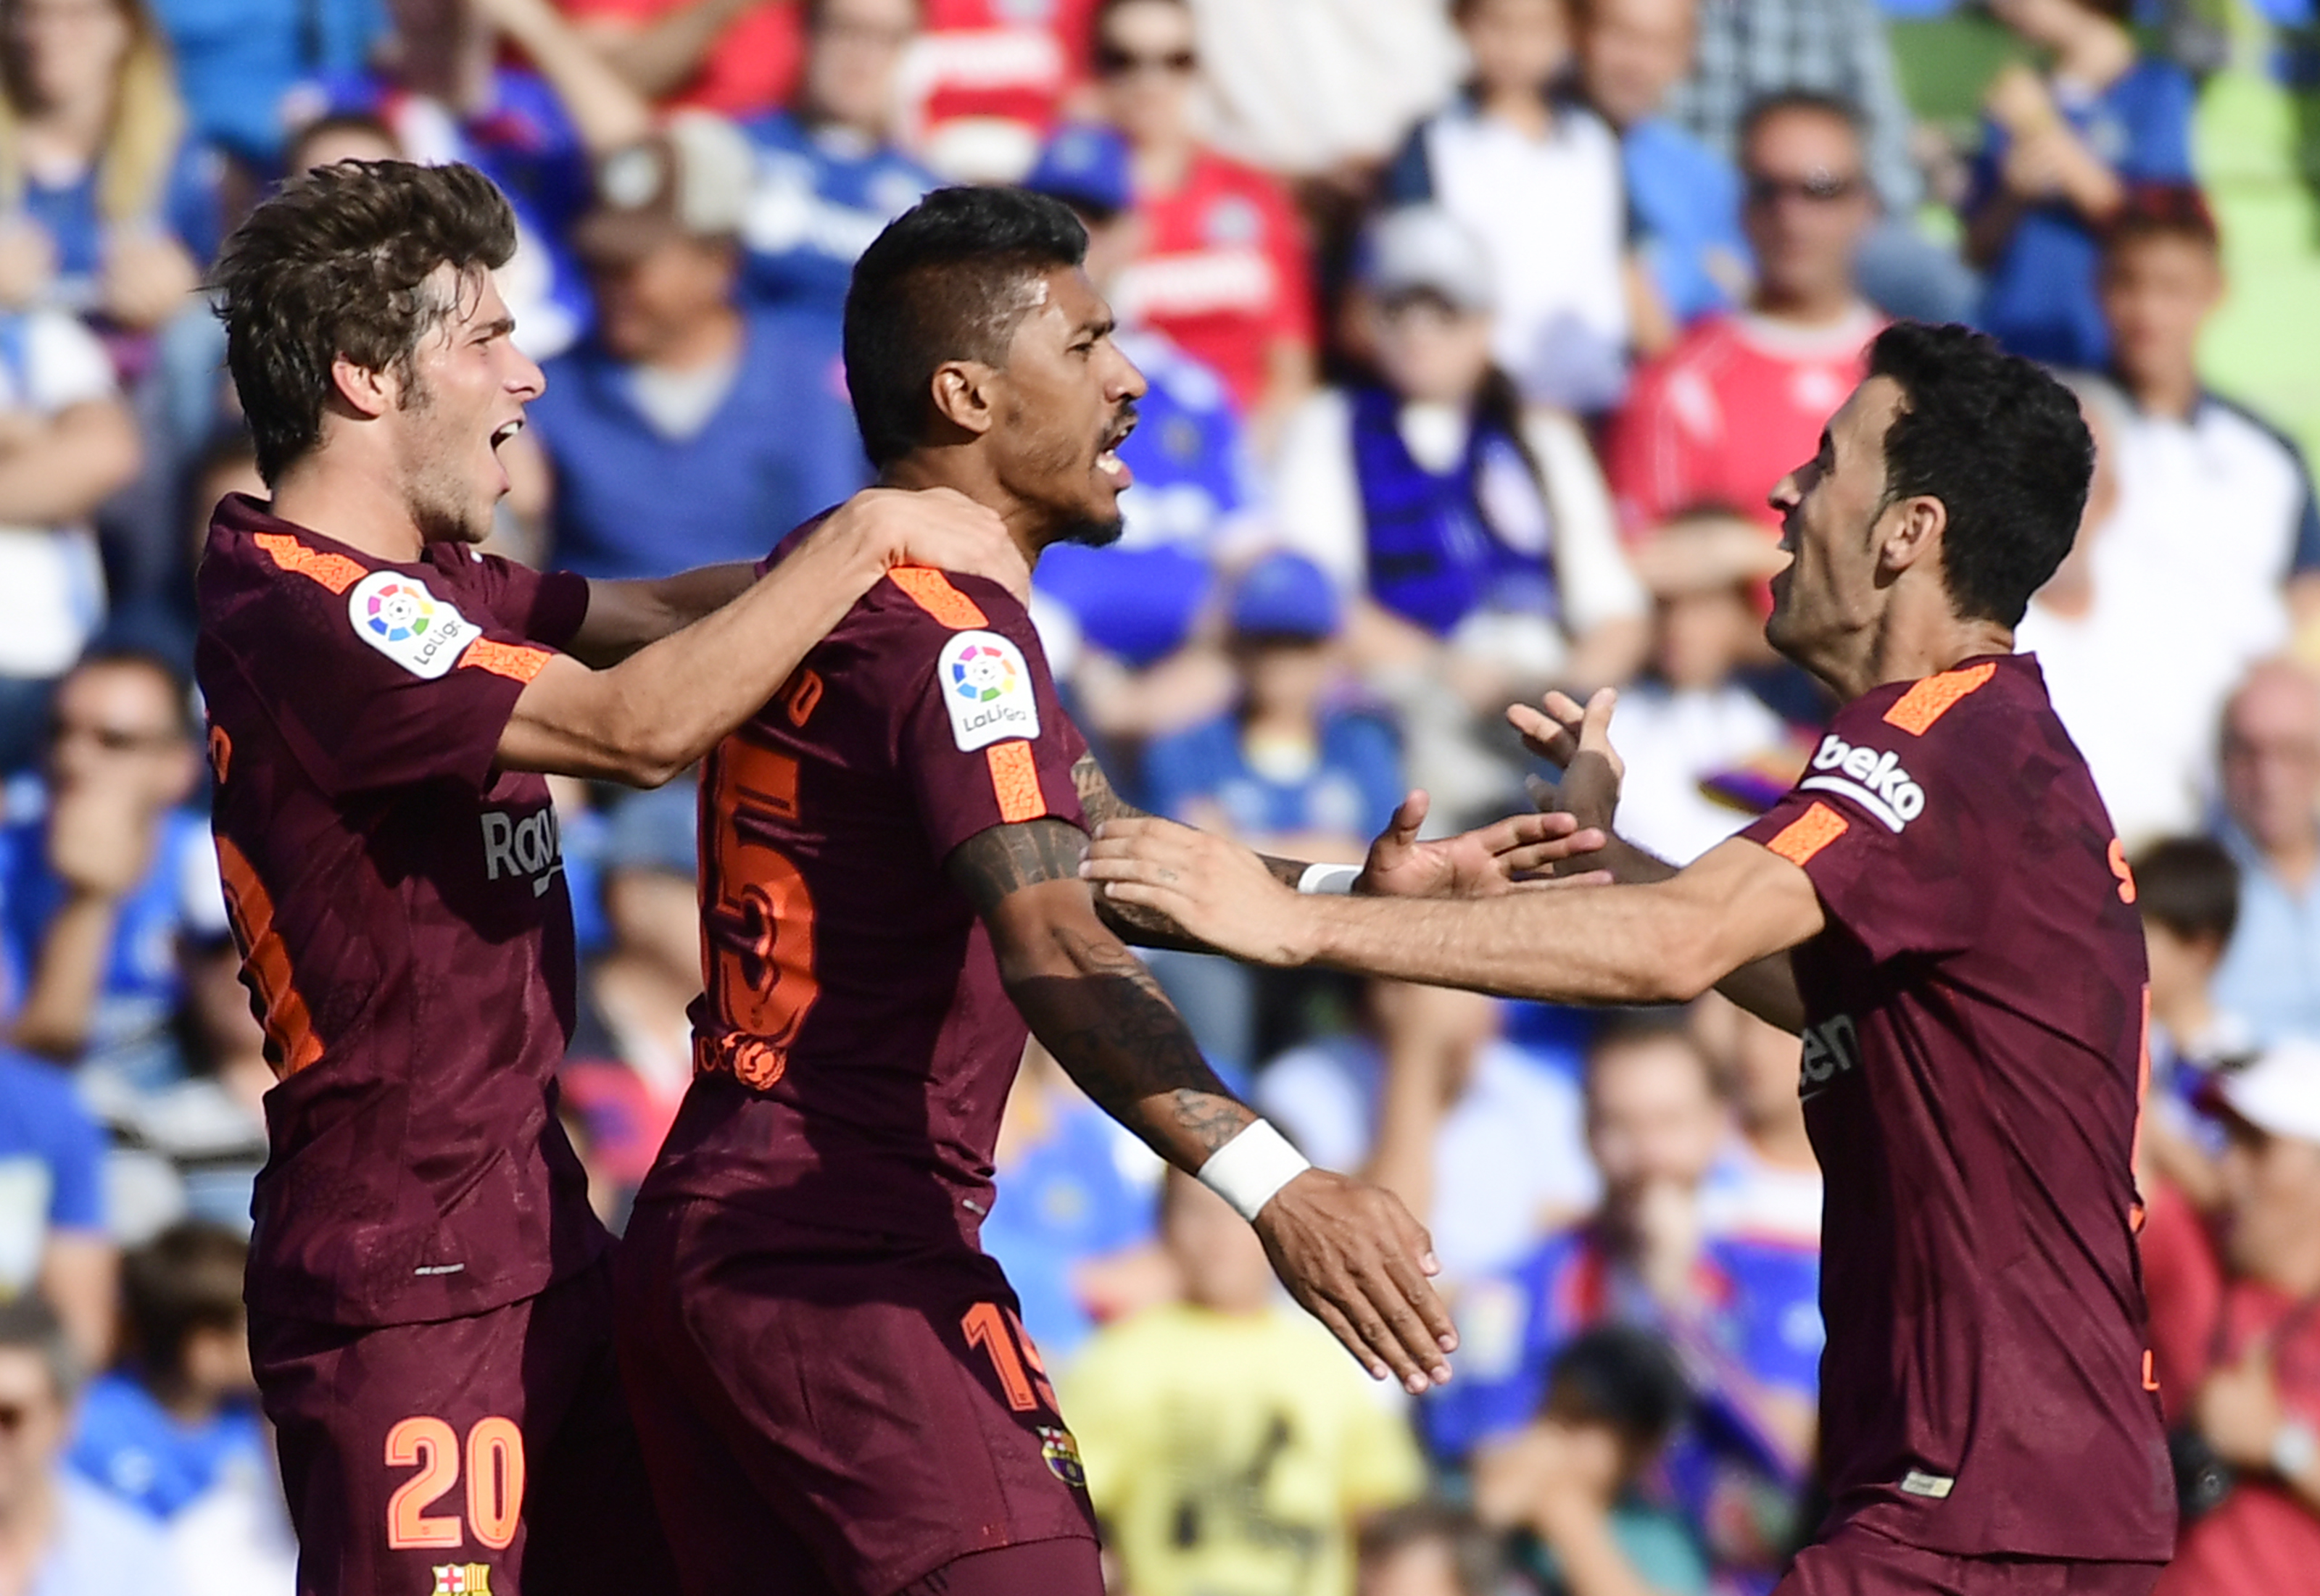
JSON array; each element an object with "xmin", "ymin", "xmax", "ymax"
[
  {"xmin": 1764, "ymin": 375, "xmax": 1905, "ymax": 670},
  {"xmin": 987, "ymin": 265, "xmax": 1146, "ymax": 549},
  {"xmin": 2099, "ymin": 235, "xmax": 2220, "ymax": 399},
  {"xmin": 389, "ymin": 264, "xmax": 544, "ymax": 545}
]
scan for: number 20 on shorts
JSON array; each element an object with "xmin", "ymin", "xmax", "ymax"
[{"xmin": 384, "ymin": 1416, "xmax": 525, "ymax": 1551}]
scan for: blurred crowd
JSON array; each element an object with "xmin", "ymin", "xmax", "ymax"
[{"xmin": 0, "ymin": 0, "xmax": 2313, "ymax": 1589}]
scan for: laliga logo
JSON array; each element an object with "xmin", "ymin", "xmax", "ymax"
[
  {"xmin": 1799, "ymin": 733, "xmax": 1926, "ymax": 834},
  {"xmin": 363, "ymin": 580, "xmax": 437, "ymax": 644},
  {"xmin": 950, "ymin": 643, "xmax": 1017, "ymax": 705}
]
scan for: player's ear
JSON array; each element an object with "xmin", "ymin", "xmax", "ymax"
[
  {"xmin": 1878, "ymin": 492, "xmax": 1946, "ymax": 580},
  {"xmin": 929, "ymin": 359, "xmax": 999, "ymax": 440},
  {"xmin": 329, "ymin": 354, "xmax": 397, "ymax": 422}
]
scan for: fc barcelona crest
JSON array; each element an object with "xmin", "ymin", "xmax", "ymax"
[{"xmin": 1037, "ymin": 1425, "xmax": 1085, "ymax": 1489}]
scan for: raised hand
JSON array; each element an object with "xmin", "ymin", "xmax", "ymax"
[
  {"xmin": 1252, "ymin": 1167, "xmax": 1457, "ymax": 1392},
  {"xmin": 1354, "ymin": 789, "xmax": 1607, "ymax": 899},
  {"xmin": 1508, "ymin": 688, "xmax": 1625, "ymax": 841}
]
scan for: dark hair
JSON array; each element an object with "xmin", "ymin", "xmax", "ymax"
[
  {"xmin": 1355, "ymin": 1500, "xmax": 1504, "ymax": 1596},
  {"xmin": 122, "ymin": 1223, "xmax": 248, "ymax": 1379},
  {"xmin": 210, "ymin": 160, "xmax": 518, "ymax": 484},
  {"xmin": 843, "ymin": 186, "xmax": 1088, "ymax": 468},
  {"xmin": 1546, "ymin": 1324, "xmax": 1691, "ymax": 1445},
  {"xmin": 1865, "ymin": 321, "xmax": 2092, "ymax": 628},
  {"xmin": 1739, "ymin": 88, "xmax": 1866, "ymax": 157},
  {"xmin": 67, "ymin": 643, "xmax": 197, "ymax": 739},
  {"xmin": 1587, "ymin": 1010, "xmax": 1713, "ymax": 1090},
  {"xmin": 2132, "ymin": 836, "xmax": 2241, "ymax": 947},
  {"xmin": 2103, "ymin": 182, "xmax": 2221, "ymax": 258},
  {"xmin": 0, "ymin": 1295, "xmax": 80, "ymax": 1404}
]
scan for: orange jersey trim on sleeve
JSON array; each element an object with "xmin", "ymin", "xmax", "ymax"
[
  {"xmin": 252, "ymin": 532, "xmax": 366, "ymax": 595},
  {"xmin": 215, "ymin": 837, "xmax": 325, "ymax": 1078},
  {"xmin": 1882, "ymin": 661, "xmax": 1998, "ymax": 736},
  {"xmin": 889, "ymin": 566, "xmax": 990, "ymax": 630},
  {"xmin": 1765, "ymin": 802, "xmax": 1849, "ymax": 868},
  {"xmin": 459, "ymin": 639, "xmax": 553, "ymax": 683},
  {"xmin": 987, "ymin": 741, "xmax": 1048, "ymax": 823}
]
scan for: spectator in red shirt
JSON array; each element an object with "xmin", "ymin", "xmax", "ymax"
[
  {"xmin": 2145, "ymin": 1039, "xmax": 2320, "ymax": 1596},
  {"xmin": 897, "ymin": 0, "xmax": 1099, "ymax": 183},
  {"xmin": 1603, "ymin": 91, "xmax": 1882, "ymax": 545},
  {"xmin": 1095, "ymin": 0, "xmax": 1317, "ymax": 446}
]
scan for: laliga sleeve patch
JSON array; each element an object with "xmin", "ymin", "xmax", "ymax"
[
  {"xmin": 347, "ymin": 570, "xmax": 481, "ymax": 680},
  {"xmin": 940, "ymin": 630, "xmax": 1040, "ymax": 752}
]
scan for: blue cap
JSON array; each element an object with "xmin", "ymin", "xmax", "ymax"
[
  {"xmin": 1229, "ymin": 552, "xmax": 1341, "ymax": 641},
  {"xmin": 1023, "ymin": 123, "xmax": 1133, "ymax": 217}
]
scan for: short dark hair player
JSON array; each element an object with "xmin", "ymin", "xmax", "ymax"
[
  {"xmin": 199, "ymin": 159, "xmax": 1021, "ymax": 1596},
  {"xmin": 1088, "ymin": 322, "xmax": 2179, "ymax": 1594}
]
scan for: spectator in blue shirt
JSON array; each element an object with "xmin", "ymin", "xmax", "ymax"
[
  {"xmin": 2213, "ymin": 660, "xmax": 2320, "ymax": 1047},
  {"xmin": 1575, "ymin": 0, "xmax": 1750, "ymax": 344},
  {"xmin": 738, "ymin": 0, "xmax": 937, "ymax": 324},
  {"xmin": 0, "ymin": 1050, "xmax": 110, "ymax": 1370},
  {"xmin": 142, "ymin": 0, "xmax": 378, "ymax": 169},
  {"xmin": 1432, "ymin": 1018, "xmax": 1820, "ymax": 1595},
  {"xmin": 1965, "ymin": 0, "xmax": 2195, "ymax": 368},
  {"xmin": 528, "ymin": 115, "xmax": 870, "ymax": 581},
  {"xmin": 67, "ymin": 1223, "xmax": 260, "ymax": 1521}
]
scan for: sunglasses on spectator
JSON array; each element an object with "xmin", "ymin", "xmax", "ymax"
[
  {"xmin": 1096, "ymin": 44, "xmax": 1197, "ymax": 77},
  {"xmin": 1744, "ymin": 171, "xmax": 1863, "ymax": 206}
]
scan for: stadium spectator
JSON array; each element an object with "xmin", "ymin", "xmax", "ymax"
[
  {"xmin": 895, "ymin": 0, "xmax": 1095, "ymax": 183},
  {"xmin": 736, "ymin": 0, "xmax": 935, "ymax": 325},
  {"xmin": 286, "ymin": 0, "xmax": 658, "ymax": 360},
  {"xmin": 980, "ymin": 1039, "xmax": 1166, "ymax": 1363},
  {"xmin": 1383, "ymin": 0, "xmax": 1631, "ymax": 412},
  {"xmin": 1661, "ymin": 0, "xmax": 1976, "ymax": 325},
  {"xmin": 1604, "ymin": 93, "xmax": 1881, "ymax": 546},
  {"xmin": 66, "ymin": 1223, "xmax": 260, "ymax": 1521},
  {"xmin": 1576, "ymin": 0, "xmax": 1750, "ymax": 344},
  {"xmin": 165, "ymin": 1434, "xmax": 294, "ymax": 1596},
  {"xmin": 278, "ymin": 108, "xmax": 399, "ymax": 171},
  {"xmin": 1472, "ymin": 1326, "xmax": 1710, "ymax": 1596},
  {"xmin": 2213, "ymin": 660, "xmax": 2320, "ymax": 1047},
  {"xmin": 1693, "ymin": 992, "xmax": 1820, "ymax": 1252},
  {"xmin": 1061, "ymin": 1167, "xmax": 1428, "ymax": 1596},
  {"xmin": 0, "ymin": 1294, "xmax": 176, "ymax": 1595},
  {"xmin": 1095, "ymin": 0, "xmax": 1316, "ymax": 441},
  {"xmin": 2142, "ymin": 1039, "xmax": 2320, "ymax": 1596},
  {"xmin": 1428, "ymin": 1018, "xmax": 1820, "ymax": 1593},
  {"xmin": 1383, "ymin": 0, "xmax": 1624, "ymax": 417},
  {"xmin": 1273, "ymin": 207, "xmax": 1646, "ymax": 819},
  {"xmin": 1354, "ymin": 1499, "xmax": 1507, "ymax": 1596},
  {"xmin": 1, "ymin": 647, "xmax": 229, "ymax": 1091},
  {"xmin": 2134, "ymin": 836, "xmax": 2253, "ymax": 1215},
  {"xmin": 1965, "ymin": 0, "xmax": 2194, "ymax": 370},
  {"xmin": 1594, "ymin": 512, "xmax": 1794, "ymax": 867},
  {"xmin": 1257, "ymin": 978, "xmax": 1597, "ymax": 1282},
  {"xmin": 526, "ymin": 115, "xmax": 868, "ymax": 581},
  {"xmin": 563, "ymin": 0, "xmax": 800, "ymax": 118},
  {"xmin": 138, "ymin": 0, "xmax": 375, "ymax": 170},
  {"xmin": 0, "ymin": 1049, "xmax": 109, "ymax": 1368}
]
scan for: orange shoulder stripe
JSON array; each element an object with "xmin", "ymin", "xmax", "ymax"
[
  {"xmin": 214, "ymin": 837, "xmax": 325, "ymax": 1078},
  {"xmin": 252, "ymin": 532, "xmax": 366, "ymax": 595},
  {"xmin": 888, "ymin": 566, "xmax": 990, "ymax": 630},
  {"xmin": 1765, "ymin": 802, "xmax": 1849, "ymax": 868},
  {"xmin": 1882, "ymin": 662, "xmax": 1998, "ymax": 736},
  {"xmin": 459, "ymin": 639, "xmax": 553, "ymax": 683},
  {"xmin": 987, "ymin": 741, "xmax": 1048, "ymax": 823}
]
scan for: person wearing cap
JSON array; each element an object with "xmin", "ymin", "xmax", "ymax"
[
  {"xmin": 523, "ymin": 112, "xmax": 872, "ymax": 581},
  {"xmin": 737, "ymin": 0, "xmax": 938, "ymax": 325},
  {"xmin": 2141, "ymin": 1037, "xmax": 2320, "ymax": 1596},
  {"xmin": 1272, "ymin": 204, "xmax": 1647, "ymax": 822},
  {"xmin": 1020, "ymin": 121, "xmax": 1261, "ymax": 744}
]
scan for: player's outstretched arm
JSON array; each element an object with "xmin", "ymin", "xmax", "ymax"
[
  {"xmin": 1083, "ymin": 825, "xmax": 1825, "ymax": 1009},
  {"xmin": 495, "ymin": 488, "xmax": 1016, "ymax": 785},
  {"xmin": 949, "ymin": 818, "xmax": 1460, "ymax": 1395}
]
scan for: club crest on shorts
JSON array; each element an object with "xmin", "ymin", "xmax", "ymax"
[
  {"xmin": 431, "ymin": 1563, "xmax": 492, "ymax": 1595},
  {"xmin": 941, "ymin": 630, "xmax": 1039, "ymax": 752},
  {"xmin": 349, "ymin": 570, "xmax": 478, "ymax": 680},
  {"xmin": 1037, "ymin": 1424, "xmax": 1086, "ymax": 1489}
]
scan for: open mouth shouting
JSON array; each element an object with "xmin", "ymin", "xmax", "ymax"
[{"xmin": 1096, "ymin": 406, "xmax": 1138, "ymax": 487}]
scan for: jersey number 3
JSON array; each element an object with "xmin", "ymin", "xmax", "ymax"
[{"xmin": 703, "ymin": 739, "xmax": 821, "ymax": 1089}]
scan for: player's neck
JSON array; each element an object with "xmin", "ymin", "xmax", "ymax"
[
  {"xmin": 268, "ymin": 452, "xmax": 431, "ymax": 565},
  {"xmin": 879, "ymin": 455, "xmax": 1048, "ymax": 574},
  {"xmin": 1821, "ymin": 602, "xmax": 2014, "ymax": 704}
]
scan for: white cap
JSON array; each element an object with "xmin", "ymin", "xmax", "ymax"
[
  {"xmin": 1363, "ymin": 206, "xmax": 1496, "ymax": 314},
  {"xmin": 2215, "ymin": 1037, "xmax": 2320, "ymax": 1146},
  {"xmin": 575, "ymin": 112, "xmax": 755, "ymax": 264}
]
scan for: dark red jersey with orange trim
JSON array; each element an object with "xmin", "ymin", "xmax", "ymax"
[
  {"xmin": 633, "ymin": 535, "xmax": 1088, "ymax": 1246},
  {"xmin": 1736, "ymin": 652, "xmax": 2174, "ymax": 1561},
  {"xmin": 195, "ymin": 494, "xmax": 608, "ymax": 1326}
]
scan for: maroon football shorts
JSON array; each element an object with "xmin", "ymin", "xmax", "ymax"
[
  {"xmin": 252, "ymin": 1255, "xmax": 676, "ymax": 1596},
  {"xmin": 1776, "ymin": 1524, "xmax": 2167, "ymax": 1596},
  {"xmin": 613, "ymin": 1196, "xmax": 1101, "ymax": 1596}
]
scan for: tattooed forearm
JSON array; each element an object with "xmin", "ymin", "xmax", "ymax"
[
  {"xmin": 947, "ymin": 818, "xmax": 1092, "ymax": 916},
  {"xmin": 1068, "ymin": 752, "xmax": 1309, "ymax": 950}
]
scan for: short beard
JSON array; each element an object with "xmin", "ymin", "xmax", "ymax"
[{"xmin": 1058, "ymin": 513, "xmax": 1126, "ymax": 549}]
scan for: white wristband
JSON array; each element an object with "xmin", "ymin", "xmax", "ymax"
[
  {"xmin": 1198, "ymin": 1120, "xmax": 1312, "ymax": 1222},
  {"xmin": 1297, "ymin": 863, "xmax": 1362, "ymax": 896}
]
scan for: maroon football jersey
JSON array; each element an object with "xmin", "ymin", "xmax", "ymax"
[
  {"xmin": 1737, "ymin": 653, "xmax": 2174, "ymax": 1561},
  {"xmin": 634, "ymin": 548, "xmax": 1088, "ymax": 1245},
  {"xmin": 196, "ymin": 495, "xmax": 608, "ymax": 1326}
]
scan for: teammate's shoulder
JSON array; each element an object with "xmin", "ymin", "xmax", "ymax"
[{"xmin": 862, "ymin": 564, "xmax": 1035, "ymax": 635}]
